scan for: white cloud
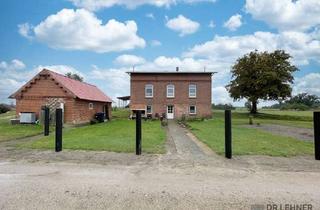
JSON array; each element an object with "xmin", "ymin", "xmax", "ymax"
[
  {"xmin": 150, "ymin": 40, "xmax": 162, "ymax": 47},
  {"xmin": 20, "ymin": 9, "xmax": 145, "ymax": 53},
  {"xmin": 223, "ymin": 14, "xmax": 242, "ymax": 31},
  {"xmin": 208, "ymin": 20, "xmax": 215, "ymax": 28},
  {"xmin": 245, "ymin": 0, "xmax": 320, "ymax": 31},
  {"xmin": 146, "ymin": 13, "xmax": 155, "ymax": 20},
  {"xmin": 18, "ymin": 23, "xmax": 33, "ymax": 40},
  {"xmin": 184, "ymin": 31, "xmax": 320, "ymax": 66},
  {"xmin": 293, "ymin": 73, "xmax": 320, "ymax": 96},
  {"xmin": 166, "ymin": 15, "xmax": 200, "ymax": 36},
  {"xmin": 0, "ymin": 59, "xmax": 26, "ymax": 71},
  {"xmin": 69, "ymin": 0, "xmax": 216, "ymax": 11},
  {"xmin": 114, "ymin": 54, "xmax": 146, "ymax": 66}
]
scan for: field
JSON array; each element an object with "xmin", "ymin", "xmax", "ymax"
[
  {"xmin": 20, "ymin": 109, "xmax": 166, "ymax": 154},
  {"xmin": 186, "ymin": 109, "xmax": 315, "ymax": 156},
  {"xmin": 0, "ymin": 111, "xmax": 43, "ymax": 142}
]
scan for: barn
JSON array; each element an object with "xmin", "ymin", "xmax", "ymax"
[{"xmin": 9, "ymin": 69, "xmax": 112, "ymax": 124}]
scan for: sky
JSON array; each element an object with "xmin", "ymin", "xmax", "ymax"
[{"xmin": 0, "ymin": 0, "xmax": 319, "ymax": 106}]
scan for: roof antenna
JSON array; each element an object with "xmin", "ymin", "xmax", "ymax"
[
  {"xmin": 176, "ymin": 67, "xmax": 179, "ymax": 72},
  {"xmin": 132, "ymin": 65, "xmax": 135, "ymax": 72},
  {"xmin": 204, "ymin": 66, "xmax": 206, "ymax": 72}
]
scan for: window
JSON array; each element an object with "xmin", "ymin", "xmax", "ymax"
[
  {"xmin": 189, "ymin": 84, "xmax": 197, "ymax": 98},
  {"xmin": 167, "ymin": 84, "xmax": 175, "ymax": 98},
  {"xmin": 146, "ymin": 105, "xmax": 152, "ymax": 114},
  {"xmin": 189, "ymin": 105, "xmax": 196, "ymax": 114},
  {"xmin": 89, "ymin": 103, "xmax": 94, "ymax": 109},
  {"xmin": 145, "ymin": 84, "xmax": 153, "ymax": 98}
]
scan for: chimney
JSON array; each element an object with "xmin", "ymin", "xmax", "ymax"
[{"xmin": 176, "ymin": 67, "xmax": 179, "ymax": 72}]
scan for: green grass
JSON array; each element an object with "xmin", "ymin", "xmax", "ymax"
[
  {"xmin": 112, "ymin": 108, "xmax": 130, "ymax": 119},
  {"xmin": 21, "ymin": 116, "xmax": 166, "ymax": 154},
  {"xmin": 0, "ymin": 111, "xmax": 43, "ymax": 142},
  {"xmin": 186, "ymin": 109, "xmax": 314, "ymax": 157}
]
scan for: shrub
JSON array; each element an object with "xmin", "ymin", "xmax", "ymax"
[
  {"xmin": 280, "ymin": 103, "xmax": 309, "ymax": 111},
  {"xmin": 0, "ymin": 104, "xmax": 11, "ymax": 114}
]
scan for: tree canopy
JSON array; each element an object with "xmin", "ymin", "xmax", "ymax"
[
  {"xmin": 226, "ymin": 50, "xmax": 298, "ymax": 114},
  {"xmin": 65, "ymin": 72, "xmax": 83, "ymax": 82}
]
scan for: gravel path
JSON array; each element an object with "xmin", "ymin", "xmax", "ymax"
[
  {"xmin": 243, "ymin": 124, "xmax": 314, "ymax": 141},
  {"xmin": 0, "ymin": 123, "xmax": 320, "ymax": 209}
]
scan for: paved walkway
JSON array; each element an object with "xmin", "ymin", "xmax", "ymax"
[{"xmin": 166, "ymin": 120, "xmax": 207, "ymax": 158}]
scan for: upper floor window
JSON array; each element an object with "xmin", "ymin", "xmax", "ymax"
[
  {"xmin": 189, "ymin": 84, "xmax": 197, "ymax": 98},
  {"xmin": 145, "ymin": 84, "xmax": 153, "ymax": 98},
  {"xmin": 167, "ymin": 84, "xmax": 175, "ymax": 98}
]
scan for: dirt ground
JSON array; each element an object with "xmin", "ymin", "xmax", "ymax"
[
  {"xmin": 243, "ymin": 124, "xmax": 314, "ymax": 141},
  {"xmin": 0, "ymin": 121, "xmax": 320, "ymax": 210}
]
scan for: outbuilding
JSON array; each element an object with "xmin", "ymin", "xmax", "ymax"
[{"xmin": 9, "ymin": 69, "xmax": 112, "ymax": 124}]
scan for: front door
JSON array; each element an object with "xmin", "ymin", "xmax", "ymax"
[{"xmin": 167, "ymin": 105, "xmax": 174, "ymax": 119}]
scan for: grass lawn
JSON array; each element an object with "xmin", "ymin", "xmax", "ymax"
[
  {"xmin": 0, "ymin": 111, "xmax": 43, "ymax": 142},
  {"xmin": 21, "ymin": 109, "xmax": 166, "ymax": 154},
  {"xmin": 186, "ymin": 109, "xmax": 314, "ymax": 156}
]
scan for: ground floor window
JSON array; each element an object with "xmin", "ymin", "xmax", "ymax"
[
  {"xmin": 146, "ymin": 105, "xmax": 152, "ymax": 114},
  {"xmin": 189, "ymin": 105, "xmax": 196, "ymax": 114},
  {"xmin": 89, "ymin": 103, "xmax": 94, "ymax": 109}
]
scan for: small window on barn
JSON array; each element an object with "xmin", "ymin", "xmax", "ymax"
[
  {"xmin": 167, "ymin": 84, "xmax": 175, "ymax": 98},
  {"xmin": 145, "ymin": 84, "xmax": 153, "ymax": 98},
  {"xmin": 189, "ymin": 84, "xmax": 197, "ymax": 98},
  {"xmin": 189, "ymin": 105, "xmax": 196, "ymax": 115},
  {"xmin": 89, "ymin": 103, "xmax": 94, "ymax": 110}
]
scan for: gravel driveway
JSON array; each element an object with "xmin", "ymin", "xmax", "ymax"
[{"xmin": 1, "ymin": 121, "xmax": 320, "ymax": 210}]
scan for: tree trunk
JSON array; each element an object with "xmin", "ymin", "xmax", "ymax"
[{"xmin": 251, "ymin": 100, "xmax": 257, "ymax": 114}]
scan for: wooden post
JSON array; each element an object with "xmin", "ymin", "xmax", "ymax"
[
  {"xmin": 44, "ymin": 107, "xmax": 50, "ymax": 136},
  {"xmin": 55, "ymin": 108, "xmax": 63, "ymax": 152},
  {"xmin": 314, "ymin": 112, "xmax": 320, "ymax": 160},
  {"xmin": 225, "ymin": 110, "xmax": 232, "ymax": 159},
  {"xmin": 136, "ymin": 110, "xmax": 142, "ymax": 155}
]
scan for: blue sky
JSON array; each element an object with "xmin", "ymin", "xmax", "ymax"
[{"xmin": 0, "ymin": 0, "xmax": 319, "ymax": 106}]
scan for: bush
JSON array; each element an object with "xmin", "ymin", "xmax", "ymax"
[
  {"xmin": 0, "ymin": 104, "xmax": 11, "ymax": 114},
  {"xmin": 280, "ymin": 103, "xmax": 309, "ymax": 111},
  {"xmin": 212, "ymin": 103, "xmax": 235, "ymax": 110}
]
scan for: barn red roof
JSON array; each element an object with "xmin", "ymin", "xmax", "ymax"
[{"xmin": 10, "ymin": 69, "xmax": 113, "ymax": 103}]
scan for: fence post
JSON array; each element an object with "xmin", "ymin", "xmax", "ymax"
[
  {"xmin": 314, "ymin": 112, "xmax": 320, "ymax": 160},
  {"xmin": 225, "ymin": 109, "xmax": 232, "ymax": 159},
  {"xmin": 136, "ymin": 110, "xmax": 142, "ymax": 155},
  {"xmin": 55, "ymin": 108, "xmax": 63, "ymax": 152},
  {"xmin": 44, "ymin": 107, "xmax": 50, "ymax": 136}
]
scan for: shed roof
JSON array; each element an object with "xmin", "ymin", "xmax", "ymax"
[{"xmin": 10, "ymin": 69, "xmax": 113, "ymax": 103}]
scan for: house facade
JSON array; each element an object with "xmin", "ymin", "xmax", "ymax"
[
  {"xmin": 10, "ymin": 69, "xmax": 112, "ymax": 124},
  {"xmin": 128, "ymin": 71, "xmax": 213, "ymax": 119}
]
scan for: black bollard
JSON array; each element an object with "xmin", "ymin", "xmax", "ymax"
[
  {"xmin": 136, "ymin": 110, "xmax": 142, "ymax": 155},
  {"xmin": 314, "ymin": 112, "xmax": 320, "ymax": 160},
  {"xmin": 225, "ymin": 109, "xmax": 232, "ymax": 159},
  {"xmin": 55, "ymin": 108, "xmax": 63, "ymax": 152},
  {"xmin": 44, "ymin": 107, "xmax": 50, "ymax": 136}
]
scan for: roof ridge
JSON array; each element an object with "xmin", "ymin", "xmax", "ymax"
[{"xmin": 45, "ymin": 69, "xmax": 97, "ymax": 87}]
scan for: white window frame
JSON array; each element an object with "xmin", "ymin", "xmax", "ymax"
[
  {"xmin": 89, "ymin": 103, "xmax": 94, "ymax": 110},
  {"xmin": 146, "ymin": 105, "xmax": 152, "ymax": 114},
  {"xmin": 189, "ymin": 105, "xmax": 196, "ymax": 115},
  {"xmin": 167, "ymin": 84, "xmax": 175, "ymax": 98},
  {"xmin": 189, "ymin": 84, "xmax": 197, "ymax": 98},
  {"xmin": 145, "ymin": 84, "xmax": 153, "ymax": 98}
]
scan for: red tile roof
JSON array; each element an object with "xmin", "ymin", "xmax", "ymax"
[{"xmin": 10, "ymin": 69, "xmax": 112, "ymax": 103}]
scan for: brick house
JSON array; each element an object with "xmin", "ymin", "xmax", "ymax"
[
  {"xmin": 128, "ymin": 71, "xmax": 213, "ymax": 119},
  {"xmin": 9, "ymin": 69, "xmax": 112, "ymax": 124}
]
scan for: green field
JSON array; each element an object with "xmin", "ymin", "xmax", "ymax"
[
  {"xmin": 186, "ymin": 109, "xmax": 314, "ymax": 156},
  {"xmin": 0, "ymin": 111, "xmax": 43, "ymax": 142},
  {"xmin": 21, "ymin": 109, "xmax": 166, "ymax": 154}
]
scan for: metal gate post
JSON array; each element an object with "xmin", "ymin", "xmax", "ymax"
[
  {"xmin": 136, "ymin": 110, "xmax": 142, "ymax": 155},
  {"xmin": 44, "ymin": 107, "xmax": 50, "ymax": 136},
  {"xmin": 55, "ymin": 108, "xmax": 63, "ymax": 152},
  {"xmin": 314, "ymin": 112, "xmax": 320, "ymax": 160},
  {"xmin": 225, "ymin": 109, "xmax": 232, "ymax": 159}
]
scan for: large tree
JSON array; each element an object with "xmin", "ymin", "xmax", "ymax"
[
  {"xmin": 226, "ymin": 50, "xmax": 298, "ymax": 114},
  {"xmin": 65, "ymin": 72, "xmax": 83, "ymax": 82}
]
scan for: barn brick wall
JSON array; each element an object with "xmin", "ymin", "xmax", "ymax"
[
  {"xmin": 14, "ymin": 74, "xmax": 112, "ymax": 124},
  {"xmin": 130, "ymin": 73, "xmax": 212, "ymax": 119}
]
